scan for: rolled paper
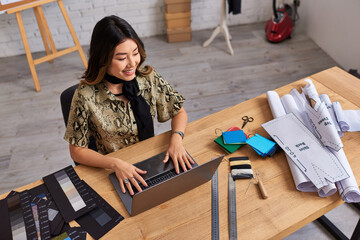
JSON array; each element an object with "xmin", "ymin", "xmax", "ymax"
[
  {"xmin": 266, "ymin": 91, "xmax": 317, "ymax": 193},
  {"xmin": 319, "ymin": 94, "xmax": 341, "ymax": 134},
  {"xmin": 333, "ymin": 102, "xmax": 350, "ymax": 132},
  {"xmin": 281, "ymin": 94, "xmax": 335, "ymax": 195}
]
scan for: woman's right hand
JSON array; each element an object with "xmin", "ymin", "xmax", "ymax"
[
  {"xmin": 69, "ymin": 144, "xmax": 147, "ymax": 195},
  {"xmin": 113, "ymin": 158, "xmax": 148, "ymax": 195}
]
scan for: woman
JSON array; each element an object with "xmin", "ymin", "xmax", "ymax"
[{"xmin": 64, "ymin": 15, "xmax": 193, "ymax": 195}]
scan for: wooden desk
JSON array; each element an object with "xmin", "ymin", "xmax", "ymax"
[{"xmin": 1, "ymin": 67, "xmax": 359, "ymax": 239}]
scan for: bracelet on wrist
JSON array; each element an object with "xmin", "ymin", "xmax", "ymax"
[{"xmin": 172, "ymin": 131, "xmax": 184, "ymax": 139}]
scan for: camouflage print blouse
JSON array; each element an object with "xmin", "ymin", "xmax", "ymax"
[{"xmin": 64, "ymin": 70, "xmax": 185, "ymax": 155}]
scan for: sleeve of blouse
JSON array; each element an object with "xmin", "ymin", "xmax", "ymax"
[
  {"xmin": 154, "ymin": 71, "xmax": 185, "ymax": 122},
  {"xmin": 63, "ymin": 88, "xmax": 90, "ymax": 147}
]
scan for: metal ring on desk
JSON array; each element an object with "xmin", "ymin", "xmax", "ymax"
[{"xmin": 215, "ymin": 128, "xmax": 223, "ymax": 136}]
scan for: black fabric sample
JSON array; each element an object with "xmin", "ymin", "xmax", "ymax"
[
  {"xmin": 228, "ymin": 0, "xmax": 242, "ymax": 15},
  {"xmin": 76, "ymin": 181, "xmax": 123, "ymax": 240},
  {"xmin": 230, "ymin": 164, "xmax": 252, "ymax": 169},
  {"xmin": 0, "ymin": 198, "xmax": 12, "ymax": 240},
  {"xmin": 42, "ymin": 166, "xmax": 96, "ymax": 223},
  {"xmin": 229, "ymin": 157, "xmax": 249, "ymax": 161}
]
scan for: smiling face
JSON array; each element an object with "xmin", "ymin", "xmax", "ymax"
[{"xmin": 107, "ymin": 38, "xmax": 141, "ymax": 81}]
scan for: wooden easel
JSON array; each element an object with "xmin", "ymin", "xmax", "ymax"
[
  {"xmin": 5, "ymin": 0, "xmax": 87, "ymax": 92},
  {"xmin": 202, "ymin": 0, "xmax": 234, "ymax": 55}
]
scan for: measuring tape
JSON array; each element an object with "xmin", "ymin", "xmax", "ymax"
[
  {"xmin": 228, "ymin": 173, "xmax": 237, "ymax": 240},
  {"xmin": 211, "ymin": 170, "xmax": 219, "ymax": 240}
]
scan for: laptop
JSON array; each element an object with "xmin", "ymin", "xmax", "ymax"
[{"xmin": 109, "ymin": 152, "xmax": 224, "ymax": 216}]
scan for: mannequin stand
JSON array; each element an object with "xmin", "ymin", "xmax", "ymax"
[{"xmin": 203, "ymin": 0, "xmax": 234, "ymax": 55}]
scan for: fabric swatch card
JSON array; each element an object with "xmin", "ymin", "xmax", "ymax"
[
  {"xmin": 54, "ymin": 221, "xmax": 72, "ymax": 238},
  {"xmin": 5, "ymin": 190, "xmax": 18, "ymax": 198},
  {"xmin": 214, "ymin": 127, "xmax": 244, "ymax": 154},
  {"xmin": 0, "ymin": 191, "xmax": 38, "ymax": 240},
  {"xmin": 30, "ymin": 197, "xmax": 51, "ymax": 239},
  {"xmin": 43, "ymin": 166, "xmax": 96, "ymax": 222},
  {"xmin": 51, "ymin": 227, "xmax": 87, "ymax": 240},
  {"xmin": 246, "ymin": 134, "xmax": 277, "ymax": 157},
  {"xmin": 0, "ymin": 198, "xmax": 13, "ymax": 240},
  {"xmin": 27, "ymin": 183, "xmax": 65, "ymax": 236},
  {"xmin": 214, "ymin": 135, "xmax": 242, "ymax": 154},
  {"xmin": 76, "ymin": 181, "xmax": 124, "ymax": 240},
  {"xmin": 222, "ymin": 130, "xmax": 247, "ymax": 144}
]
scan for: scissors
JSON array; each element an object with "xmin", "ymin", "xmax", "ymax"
[{"xmin": 241, "ymin": 116, "xmax": 254, "ymax": 129}]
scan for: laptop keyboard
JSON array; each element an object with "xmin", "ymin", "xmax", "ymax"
[
  {"xmin": 146, "ymin": 169, "xmax": 177, "ymax": 187},
  {"xmin": 132, "ymin": 169, "xmax": 178, "ymax": 194}
]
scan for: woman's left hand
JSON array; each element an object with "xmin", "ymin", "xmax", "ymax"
[{"xmin": 163, "ymin": 133, "xmax": 194, "ymax": 174}]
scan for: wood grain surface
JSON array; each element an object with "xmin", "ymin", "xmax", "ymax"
[{"xmin": 2, "ymin": 67, "xmax": 359, "ymax": 240}]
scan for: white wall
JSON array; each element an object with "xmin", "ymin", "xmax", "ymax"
[
  {"xmin": 0, "ymin": 0, "xmax": 272, "ymax": 57},
  {"xmin": 297, "ymin": 0, "xmax": 360, "ymax": 71}
]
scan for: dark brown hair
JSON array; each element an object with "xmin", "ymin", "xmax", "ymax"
[{"xmin": 81, "ymin": 15, "xmax": 153, "ymax": 85}]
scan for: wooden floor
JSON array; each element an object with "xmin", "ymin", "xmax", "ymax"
[{"xmin": 0, "ymin": 22, "xmax": 358, "ymax": 239}]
